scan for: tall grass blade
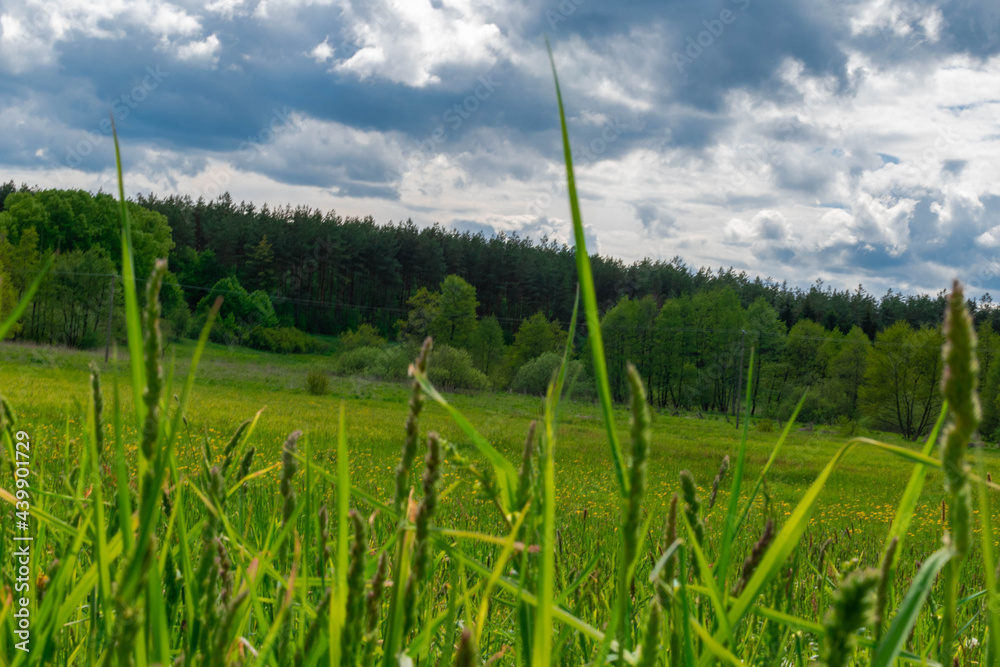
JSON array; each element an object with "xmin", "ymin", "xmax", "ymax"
[
  {"xmin": 975, "ymin": 451, "xmax": 999, "ymax": 667},
  {"xmin": 111, "ymin": 118, "xmax": 147, "ymax": 434},
  {"xmin": 331, "ymin": 403, "xmax": 350, "ymax": 667},
  {"xmin": 531, "ymin": 287, "xmax": 579, "ymax": 667},
  {"xmin": 871, "ymin": 547, "xmax": 954, "ymax": 667},
  {"xmin": 546, "ymin": 39, "xmax": 627, "ymax": 498}
]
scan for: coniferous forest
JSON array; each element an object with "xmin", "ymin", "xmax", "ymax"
[{"xmin": 3, "ymin": 181, "xmax": 1000, "ymax": 440}]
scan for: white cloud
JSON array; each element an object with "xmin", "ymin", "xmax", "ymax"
[
  {"xmin": 175, "ymin": 33, "xmax": 221, "ymax": 67},
  {"xmin": 205, "ymin": 0, "xmax": 249, "ymax": 20},
  {"xmin": 308, "ymin": 37, "xmax": 334, "ymax": 64},
  {"xmin": 0, "ymin": 0, "xmax": 206, "ymax": 73},
  {"xmin": 332, "ymin": 0, "xmax": 506, "ymax": 87}
]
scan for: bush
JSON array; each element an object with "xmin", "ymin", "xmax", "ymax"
[
  {"xmin": 330, "ymin": 342, "xmax": 488, "ymax": 391},
  {"xmin": 334, "ymin": 346, "xmax": 388, "ymax": 376},
  {"xmin": 306, "ymin": 369, "xmax": 329, "ymax": 395},
  {"xmin": 427, "ymin": 344, "xmax": 491, "ymax": 391},
  {"xmin": 836, "ymin": 415, "xmax": 858, "ymax": 437},
  {"xmin": 339, "ymin": 323, "xmax": 386, "ymax": 351},
  {"xmin": 756, "ymin": 418, "xmax": 774, "ymax": 433},
  {"xmin": 511, "ymin": 352, "xmax": 563, "ymax": 395},
  {"xmin": 378, "ymin": 343, "xmax": 419, "ymax": 381},
  {"xmin": 510, "ymin": 352, "xmax": 592, "ymax": 399},
  {"xmin": 247, "ymin": 327, "xmax": 330, "ymax": 354}
]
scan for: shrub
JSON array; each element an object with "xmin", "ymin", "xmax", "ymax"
[
  {"xmin": 306, "ymin": 369, "xmax": 329, "ymax": 395},
  {"xmin": 510, "ymin": 352, "xmax": 592, "ymax": 399},
  {"xmin": 427, "ymin": 344, "xmax": 490, "ymax": 391},
  {"xmin": 378, "ymin": 343, "xmax": 419, "ymax": 381},
  {"xmin": 836, "ymin": 415, "xmax": 858, "ymax": 437},
  {"xmin": 334, "ymin": 346, "xmax": 388, "ymax": 376},
  {"xmin": 511, "ymin": 352, "xmax": 563, "ymax": 395},
  {"xmin": 756, "ymin": 418, "xmax": 774, "ymax": 433},
  {"xmin": 339, "ymin": 323, "xmax": 387, "ymax": 351},
  {"xmin": 247, "ymin": 326, "xmax": 330, "ymax": 354}
]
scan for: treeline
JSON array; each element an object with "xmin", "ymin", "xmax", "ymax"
[
  {"xmin": 4, "ymin": 182, "xmax": 998, "ymax": 344},
  {"xmin": 3, "ymin": 182, "xmax": 1000, "ymax": 439},
  {"xmin": 598, "ymin": 291, "xmax": 971, "ymax": 440}
]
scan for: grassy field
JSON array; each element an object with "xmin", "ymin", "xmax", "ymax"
[
  {"xmin": 3, "ymin": 338, "xmax": 992, "ymax": 549},
  {"xmin": 3, "ymin": 337, "xmax": 999, "ymax": 663}
]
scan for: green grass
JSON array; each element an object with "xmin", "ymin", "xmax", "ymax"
[
  {"xmin": 1, "ymin": 337, "xmax": 998, "ymax": 665},
  {"xmin": 3, "ymin": 338, "xmax": 991, "ymax": 537},
  {"xmin": 0, "ymin": 65, "xmax": 998, "ymax": 666}
]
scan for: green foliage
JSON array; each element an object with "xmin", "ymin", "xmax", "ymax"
[
  {"xmin": 431, "ymin": 274, "xmax": 478, "ymax": 348},
  {"xmin": 470, "ymin": 315, "xmax": 505, "ymax": 375},
  {"xmin": 978, "ymin": 320, "xmax": 1000, "ymax": 440},
  {"xmin": 335, "ymin": 345, "xmax": 388, "ymax": 376},
  {"xmin": 194, "ymin": 275, "xmax": 278, "ymax": 344},
  {"xmin": 826, "ymin": 325, "xmax": 871, "ymax": 419},
  {"xmin": 861, "ymin": 321, "xmax": 945, "ymax": 439},
  {"xmin": 427, "ymin": 344, "xmax": 491, "ymax": 391},
  {"xmin": 306, "ymin": 368, "xmax": 329, "ymax": 395},
  {"xmin": 398, "ymin": 287, "xmax": 440, "ymax": 343},
  {"xmin": 600, "ymin": 295, "xmax": 659, "ymax": 402},
  {"xmin": 508, "ymin": 311, "xmax": 566, "ymax": 369},
  {"xmin": 247, "ymin": 326, "xmax": 329, "ymax": 354},
  {"xmin": 339, "ymin": 323, "xmax": 387, "ymax": 351}
]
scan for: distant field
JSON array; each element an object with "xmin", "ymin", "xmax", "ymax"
[{"xmin": 3, "ymin": 338, "xmax": 994, "ymax": 564}]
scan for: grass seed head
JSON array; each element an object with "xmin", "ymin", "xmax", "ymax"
[
  {"xmin": 89, "ymin": 361, "xmax": 104, "ymax": 456},
  {"xmin": 343, "ymin": 510, "xmax": 368, "ymax": 662},
  {"xmin": 454, "ymin": 629, "xmax": 481, "ymax": 667},
  {"xmin": 517, "ymin": 420, "xmax": 537, "ymax": 511},
  {"xmin": 140, "ymin": 258, "xmax": 167, "ymax": 462},
  {"xmin": 625, "ymin": 363, "xmax": 651, "ymax": 566},
  {"xmin": 680, "ymin": 469, "xmax": 705, "ymax": 577},
  {"xmin": 822, "ymin": 568, "xmax": 880, "ymax": 667},
  {"xmin": 395, "ymin": 337, "xmax": 432, "ymax": 516},
  {"xmin": 708, "ymin": 454, "xmax": 730, "ymax": 509},
  {"xmin": 366, "ymin": 551, "xmax": 389, "ymax": 636},
  {"xmin": 874, "ymin": 536, "xmax": 898, "ymax": 638},
  {"xmin": 279, "ymin": 430, "xmax": 302, "ymax": 570},
  {"xmin": 941, "ymin": 280, "xmax": 978, "ymax": 559},
  {"xmin": 221, "ymin": 418, "xmax": 251, "ymax": 475},
  {"xmin": 637, "ymin": 600, "xmax": 663, "ymax": 667},
  {"xmin": 657, "ymin": 493, "xmax": 679, "ymax": 599},
  {"xmin": 238, "ymin": 446, "xmax": 255, "ymax": 488},
  {"xmin": 732, "ymin": 518, "xmax": 775, "ymax": 596},
  {"xmin": 405, "ymin": 432, "xmax": 443, "ymax": 633}
]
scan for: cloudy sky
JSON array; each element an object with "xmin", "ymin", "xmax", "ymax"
[{"xmin": 1, "ymin": 0, "xmax": 998, "ymax": 297}]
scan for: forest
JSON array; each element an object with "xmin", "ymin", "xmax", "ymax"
[{"xmin": 2, "ymin": 181, "xmax": 1000, "ymax": 440}]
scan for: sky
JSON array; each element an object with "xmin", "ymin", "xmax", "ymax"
[{"xmin": 1, "ymin": 0, "xmax": 999, "ymax": 298}]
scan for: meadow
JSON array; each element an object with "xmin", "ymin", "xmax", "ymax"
[
  {"xmin": 0, "ymin": 338, "xmax": 991, "ymax": 548},
  {"xmin": 0, "ymin": 60, "xmax": 998, "ymax": 666}
]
